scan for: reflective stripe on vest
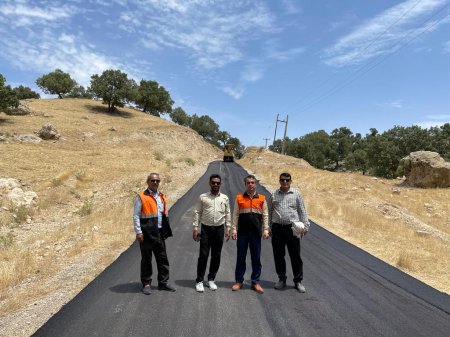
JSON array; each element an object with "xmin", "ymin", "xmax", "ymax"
[{"xmin": 236, "ymin": 193, "xmax": 265, "ymax": 214}]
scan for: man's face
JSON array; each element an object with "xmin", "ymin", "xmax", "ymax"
[
  {"xmin": 147, "ymin": 174, "xmax": 160, "ymax": 192},
  {"xmin": 279, "ymin": 176, "xmax": 291, "ymax": 190},
  {"xmin": 245, "ymin": 178, "xmax": 257, "ymax": 194},
  {"xmin": 209, "ymin": 178, "xmax": 221, "ymax": 193}
]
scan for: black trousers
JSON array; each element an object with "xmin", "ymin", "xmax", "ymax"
[
  {"xmin": 271, "ymin": 223, "xmax": 303, "ymax": 283},
  {"xmin": 196, "ymin": 224, "xmax": 224, "ymax": 283},
  {"xmin": 139, "ymin": 231, "xmax": 170, "ymax": 286}
]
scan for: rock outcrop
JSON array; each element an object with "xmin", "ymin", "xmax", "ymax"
[
  {"xmin": 38, "ymin": 123, "xmax": 60, "ymax": 140},
  {"xmin": 0, "ymin": 178, "xmax": 38, "ymax": 207},
  {"xmin": 399, "ymin": 151, "xmax": 450, "ymax": 188}
]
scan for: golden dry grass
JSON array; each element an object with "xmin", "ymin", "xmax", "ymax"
[
  {"xmin": 0, "ymin": 99, "xmax": 222, "ymax": 316},
  {"xmin": 238, "ymin": 147, "xmax": 450, "ymax": 293}
]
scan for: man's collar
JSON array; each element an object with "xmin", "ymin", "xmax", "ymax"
[
  {"xmin": 145, "ymin": 188, "xmax": 159, "ymax": 195},
  {"xmin": 244, "ymin": 191, "xmax": 259, "ymax": 198}
]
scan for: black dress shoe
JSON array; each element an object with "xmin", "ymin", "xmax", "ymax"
[
  {"xmin": 142, "ymin": 284, "xmax": 152, "ymax": 295},
  {"xmin": 158, "ymin": 283, "xmax": 176, "ymax": 292},
  {"xmin": 274, "ymin": 280, "xmax": 286, "ymax": 290}
]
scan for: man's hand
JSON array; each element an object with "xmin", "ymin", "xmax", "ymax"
[
  {"xmin": 263, "ymin": 230, "xmax": 270, "ymax": 239},
  {"xmin": 136, "ymin": 233, "xmax": 144, "ymax": 243},
  {"xmin": 231, "ymin": 230, "xmax": 237, "ymax": 240},
  {"xmin": 301, "ymin": 230, "xmax": 308, "ymax": 238},
  {"xmin": 225, "ymin": 229, "xmax": 230, "ymax": 242},
  {"xmin": 193, "ymin": 229, "xmax": 201, "ymax": 241}
]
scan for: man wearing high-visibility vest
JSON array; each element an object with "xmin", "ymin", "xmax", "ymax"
[
  {"xmin": 231, "ymin": 174, "xmax": 269, "ymax": 294},
  {"xmin": 133, "ymin": 173, "xmax": 175, "ymax": 295}
]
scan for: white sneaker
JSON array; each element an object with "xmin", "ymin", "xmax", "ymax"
[
  {"xmin": 196, "ymin": 281, "xmax": 204, "ymax": 292},
  {"xmin": 207, "ymin": 280, "xmax": 218, "ymax": 291}
]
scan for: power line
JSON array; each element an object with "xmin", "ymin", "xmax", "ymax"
[
  {"xmin": 284, "ymin": 0, "xmax": 426, "ymax": 114},
  {"xmin": 292, "ymin": 3, "xmax": 450, "ymax": 115}
]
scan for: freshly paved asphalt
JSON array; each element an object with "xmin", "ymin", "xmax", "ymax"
[{"xmin": 33, "ymin": 161, "xmax": 450, "ymax": 337}]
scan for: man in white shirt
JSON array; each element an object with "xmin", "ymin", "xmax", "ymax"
[{"xmin": 193, "ymin": 174, "xmax": 231, "ymax": 292}]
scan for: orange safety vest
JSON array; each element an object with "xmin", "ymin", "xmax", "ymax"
[
  {"xmin": 138, "ymin": 191, "xmax": 172, "ymax": 240},
  {"xmin": 138, "ymin": 191, "xmax": 167, "ymax": 219},
  {"xmin": 236, "ymin": 192, "xmax": 265, "ymax": 235}
]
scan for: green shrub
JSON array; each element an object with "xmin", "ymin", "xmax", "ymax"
[
  {"xmin": 154, "ymin": 151, "xmax": 164, "ymax": 161},
  {"xmin": 77, "ymin": 199, "xmax": 93, "ymax": 216},
  {"xmin": 0, "ymin": 233, "xmax": 14, "ymax": 249},
  {"xmin": 184, "ymin": 157, "xmax": 195, "ymax": 166},
  {"xmin": 14, "ymin": 205, "xmax": 30, "ymax": 224},
  {"xmin": 51, "ymin": 177, "xmax": 63, "ymax": 187}
]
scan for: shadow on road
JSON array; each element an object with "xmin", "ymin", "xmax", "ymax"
[{"xmin": 109, "ymin": 282, "xmax": 142, "ymax": 293}]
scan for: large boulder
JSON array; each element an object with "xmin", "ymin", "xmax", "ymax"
[
  {"xmin": 0, "ymin": 178, "xmax": 38, "ymax": 207},
  {"xmin": 399, "ymin": 151, "xmax": 450, "ymax": 188},
  {"xmin": 4, "ymin": 100, "xmax": 32, "ymax": 115},
  {"xmin": 38, "ymin": 123, "xmax": 60, "ymax": 140}
]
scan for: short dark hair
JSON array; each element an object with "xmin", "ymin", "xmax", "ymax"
[
  {"xmin": 209, "ymin": 174, "xmax": 221, "ymax": 182},
  {"xmin": 244, "ymin": 174, "xmax": 257, "ymax": 183},
  {"xmin": 279, "ymin": 172, "xmax": 291, "ymax": 180},
  {"xmin": 147, "ymin": 172, "xmax": 160, "ymax": 182}
]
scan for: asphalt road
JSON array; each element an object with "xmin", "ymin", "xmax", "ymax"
[{"xmin": 33, "ymin": 161, "xmax": 450, "ymax": 337}]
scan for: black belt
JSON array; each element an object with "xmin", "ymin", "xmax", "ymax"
[
  {"xmin": 201, "ymin": 223, "xmax": 224, "ymax": 228},
  {"xmin": 273, "ymin": 222, "xmax": 292, "ymax": 226}
]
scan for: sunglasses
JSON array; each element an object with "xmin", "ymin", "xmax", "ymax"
[
  {"xmin": 150, "ymin": 179, "xmax": 160, "ymax": 183},
  {"xmin": 280, "ymin": 178, "xmax": 291, "ymax": 182},
  {"xmin": 211, "ymin": 181, "xmax": 221, "ymax": 185}
]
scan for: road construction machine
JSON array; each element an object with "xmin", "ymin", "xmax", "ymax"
[{"xmin": 223, "ymin": 143, "xmax": 235, "ymax": 162}]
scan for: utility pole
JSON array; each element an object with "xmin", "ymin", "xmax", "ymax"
[
  {"xmin": 263, "ymin": 138, "xmax": 270, "ymax": 148},
  {"xmin": 273, "ymin": 113, "xmax": 279, "ymax": 150},
  {"xmin": 281, "ymin": 115, "xmax": 289, "ymax": 155},
  {"xmin": 273, "ymin": 114, "xmax": 288, "ymax": 154}
]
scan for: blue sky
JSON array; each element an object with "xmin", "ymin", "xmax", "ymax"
[{"xmin": 1, "ymin": 0, "xmax": 449, "ymax": 146}]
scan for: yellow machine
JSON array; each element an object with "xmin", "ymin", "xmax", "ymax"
[{"xmin": 223, "ymin": 143, "xmax": 235, "ymax": 162}]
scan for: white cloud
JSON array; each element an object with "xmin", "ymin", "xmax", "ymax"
[
  {"xmin": 377, "ymin": 99, "xmax": 405, "ymax": 109},
  {"xmin": 280, "ymin": 0, "xmax": 302, "ymax": 15},
  {"xmin": 426, "ymin": 114, "xmax": 450, "ymax": 119},
  {"xmin": 415, "ymin": 114, "xmax": 450, "ymax": 128},
  {"xmin": 0, "ymin": 29, "xmax": 123, "ymax": 87},
  {"xmin": 415, "ymin": 120, "xmax": 449, "ymax": 128},
  {"xmin": 241, "ymin": 63, "xmax": 264, "ymax": 83},
  {"xmin": 443, "ymin": 41, "xmax": 450, "ymax": 53},
  {"xmin": 324, "ymin": 0, "xmax": 450, "ymax": 67},
  {"xmin": 120, "ymin": 1, "xmax": 276, "ymax": 70},
  {"xmin": 0, "ymin": 2, "xmax": 76, "ymax": 26},
  {"xmin": 221, "ymin": 86, "xmax": 244, "ymax": 99},
  {"xmin": 389, "ymin": 99, "xmax": 404, "ymax": 109},
  {"xmin": 267, "ymin": 46, "xmax": 305, "ymax": 62}
]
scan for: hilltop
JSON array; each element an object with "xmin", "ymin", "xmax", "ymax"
[{"xmin": 0, "ymin": 99, "xmax": 449, "ymax": 336}]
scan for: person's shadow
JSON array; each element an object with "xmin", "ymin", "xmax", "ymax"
[{"xmin": 109, "ymin": 282, "xmax": 142, "ymax": 293}]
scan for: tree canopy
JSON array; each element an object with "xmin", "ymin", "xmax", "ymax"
[
  {"xmin": 90, "ymin": 69, "xmax": 136, "ymax": 111},
  {"xmin": 135, "ymin": 80, "xmax": 173, "ymax": 116},
  {"xmin": 171, "ymin": 107, "xmax": 192, "ymax": 126},
  {"xmin": 36, "ymin": 69, "xmax": 76, "ymax": 99},
  {"xmin": 279, "ymin": 124, "xmax": 450, "ymax": 178},
  {"xmin": 190, "ymin": 114, "xmax": 220, "ymax": 144},
  {"xmin": 12, "ymin": 85, "xmax": 40, "ymax": 99},
  {"xmin": 0, "ymin": 74, "xmax": 19, "ymax": 111}
]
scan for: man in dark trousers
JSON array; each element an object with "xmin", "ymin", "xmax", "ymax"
[
  {"xmin": 231, "ymin": 175, "xmax": 269, "ymax": 294},
  {"xmin": 193, "ymin": 174, "xmax": 231, "ymax": 292},
  {"xmin": 133, "ymin": 173, "xmax": 176, "ymax": 295},
  {"xmin": 269, "ymin": 172, "xmax": 309, "ymax": 293}
]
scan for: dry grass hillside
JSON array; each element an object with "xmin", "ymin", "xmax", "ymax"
[
  {"xmin": 240, "ymin": 147, "xmax": 450, "ymax": 294},
  {"xmin": 0, "ymin": 99, "xmax": 222, "ymax": 336},
  {"xmin": 0, "ymin": 100, "xmax": 449, "ymax": 336}
]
